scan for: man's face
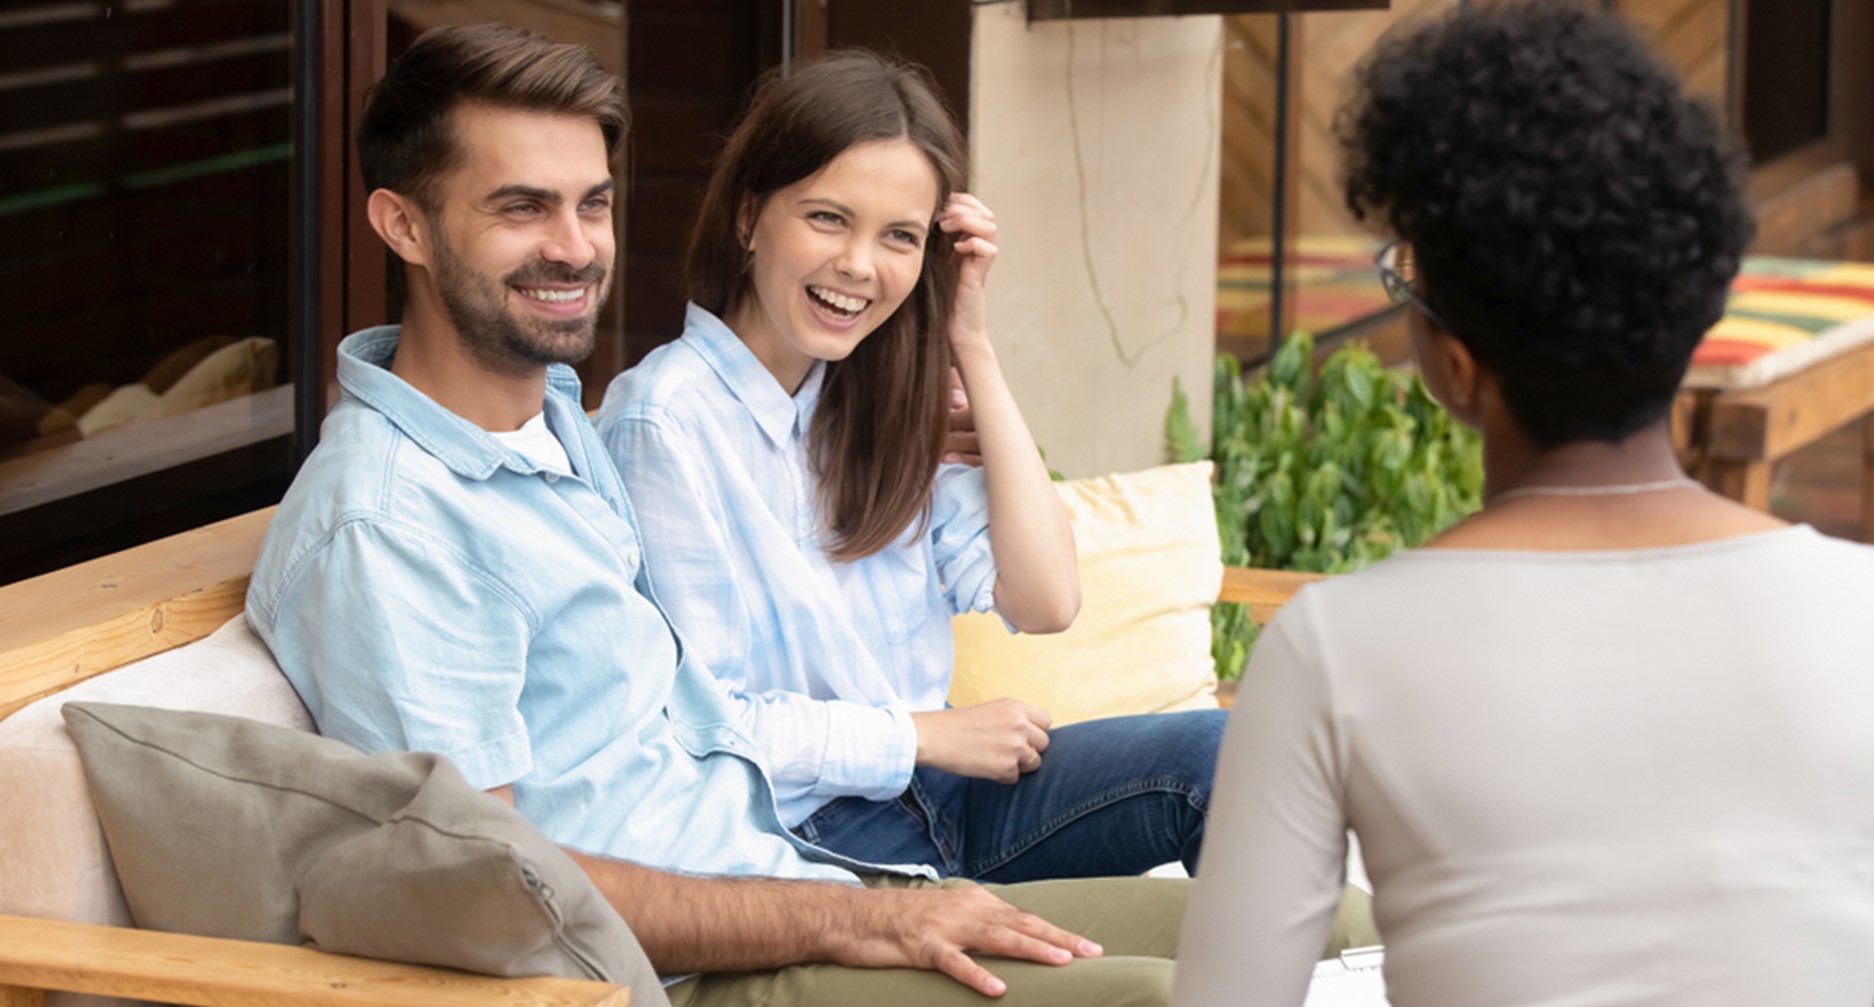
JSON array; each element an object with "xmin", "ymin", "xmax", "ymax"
[{"xmin": 422, "ymin": 103, "xmax": 616, "ymax": 375}]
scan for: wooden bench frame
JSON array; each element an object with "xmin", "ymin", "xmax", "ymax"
[
  {"xmin": 1670, "ymin": 325, "xmax": 1874, "ymax": 545},
  {"xmin": 0, "ymin": 506, "xmax": 1315, "ymax": 1005}
]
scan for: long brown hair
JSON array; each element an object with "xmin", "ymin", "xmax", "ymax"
[{"xmin": 685, "ymin": 50, "xmax": 967, "ymax": 561}]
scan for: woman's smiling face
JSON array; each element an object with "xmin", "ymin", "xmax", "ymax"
[{"xmin": 727, "ymin": 138, "xmax": 942, "ymax": 392}]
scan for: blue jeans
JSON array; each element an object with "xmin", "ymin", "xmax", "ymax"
[{"xmin": 792, "ymin": 710, "xmax": 1225, "ymax": 882}]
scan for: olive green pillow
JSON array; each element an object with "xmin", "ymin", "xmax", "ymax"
[{"xmin": 61, "ymin": 702, "xmax": 665, "ymax": 1005}]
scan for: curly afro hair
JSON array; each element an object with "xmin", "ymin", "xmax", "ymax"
[{"xmin": 1338, "ymin": 0, "xmax": 1754, "ymax": 448}]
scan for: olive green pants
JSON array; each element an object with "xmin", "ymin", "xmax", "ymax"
[{"xmin": 666, "ymin": 876, "xmax": 1377, "ymax": 1007}]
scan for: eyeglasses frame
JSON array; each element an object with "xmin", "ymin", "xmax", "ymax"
[{"xmin": 1374, "ymin": 240, "xmax": 1451, "ymax": 332}]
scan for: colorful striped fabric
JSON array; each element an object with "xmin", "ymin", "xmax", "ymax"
[
  {"xmin": 1686, "ymin": 257, "xmax": 1874, "ymax": 390},
  {"xmin": 1216, "ymin": 244, "xmax": 1874, "ymax": 391},
  {"xmin": 1215, "ymin": 236, "xmax": 1393, "ymax": 354}
]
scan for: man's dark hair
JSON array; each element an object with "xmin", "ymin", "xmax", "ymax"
[
  {"xmin": 356, "ymin": 23, "xmax": 626, "ymax": 211},
  {"xmin": 1338, "ymin": 1, "xmax": 1754, "ymax": 448}
]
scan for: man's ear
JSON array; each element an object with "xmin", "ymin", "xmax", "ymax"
[{"xmin": 367, "ymin": 189, "xmax": 431, "ymax": 269}]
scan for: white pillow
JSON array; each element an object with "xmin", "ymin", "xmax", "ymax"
[{"xmin": 0, "ymin": 615, "xmax": 304, "ymax": 1007}]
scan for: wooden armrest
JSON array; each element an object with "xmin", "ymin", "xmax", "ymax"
[
  {"xmin": 0, "ymin": 915, "xmax": 627, "ymax": 1006},
  {"xmin": 1706, "ymin": 338, "xmax": 1874, "ymax": 463},
  {"xmin": 0, "ymin": 508, "xmax": 272, "ymax": 720},
  {"xmin": 1217, "ymin": 566, "xmax": 1328, "ymax": 625}
]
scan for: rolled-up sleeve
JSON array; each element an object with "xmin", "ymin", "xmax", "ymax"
[
  {"xmin": 740, "ymin": 692, "xmax": 918, "ymax": 807},
  {"xmin": 929, "ymin": 462, "xmax": 999, "ymax": 617},
  {"xmin": 252, "ymin": 517, "xmax": 534, "ymax": 790}
]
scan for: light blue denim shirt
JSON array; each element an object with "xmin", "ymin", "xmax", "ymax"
[
  {"xmin": 594, "ymin": 304, "xmax": 1003, "ymax": 828},
  {"xmin": 247, "ymin": 326, "xmax": 920, "ymax": 885}
]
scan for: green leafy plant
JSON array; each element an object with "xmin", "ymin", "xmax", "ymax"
[{"xmin": 1169, "ymin": 332, "xmax": 1484, "ymax": 679}]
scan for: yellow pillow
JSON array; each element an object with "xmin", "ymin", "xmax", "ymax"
[{"xmin": 949, "ymin": 461, "xmax": 1223, "ymax": 726}]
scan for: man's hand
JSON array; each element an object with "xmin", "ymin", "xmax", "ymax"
[
  {"xmin": 911, "ymin": 699, "xmax": 1052, "ymax": 782},
  {"xmin": 829, "ymin": 883, "xmax": 1102, "ymax": 997},
  {"xmin": 567, "ymin": 848, "xmax": 1100, "ymax": 996}
]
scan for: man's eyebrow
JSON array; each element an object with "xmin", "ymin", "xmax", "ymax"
[
  {"xmin": 485, "ymin": 184, "xmax": 559, "ymax": 205},
  {"xmin": 483, "ymin": 180, "xmax": 616, "ymax": 206},
  {"xmin": 800, "ymin": 196, "xmax": 926, "ymax": 231}
]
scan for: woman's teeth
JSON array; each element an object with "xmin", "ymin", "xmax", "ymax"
[{"xmin": 808, "ymin": 285, "xmax": 868, "ymax": 317}]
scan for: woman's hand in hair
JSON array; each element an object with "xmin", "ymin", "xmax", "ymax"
[
  {"xmin": 937, "ymin": 193, "xmax": 998, "ymax": 350},
  {"xmin": 911, "ymin": 699, "xmax": 1052, "ymax": 783},
  {"xmin": 938, "ymin": 194, "xmax": 1081, "ymax": 634}
]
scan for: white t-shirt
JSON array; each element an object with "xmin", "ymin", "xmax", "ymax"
[
  {"xmin": 490, "ymin": 412, "xmax": 572, "ymax": 478},
  {"xmin": 1176, "ymin": 526, "xmax": 1874, "ymax": 1007}
]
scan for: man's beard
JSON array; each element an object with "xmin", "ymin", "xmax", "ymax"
[{"xmin": 430, "ymin": 227, "xmax": 609, "ymax": 377}]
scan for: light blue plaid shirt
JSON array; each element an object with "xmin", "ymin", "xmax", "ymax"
[{"xmin": 596, "ymin": 304, "xmax": 1003, "ymax": 827}]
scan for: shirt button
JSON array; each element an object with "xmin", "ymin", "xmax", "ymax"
[{"xmin": 543, "ymin": 472, "xmax": 560, "ymax": 484}]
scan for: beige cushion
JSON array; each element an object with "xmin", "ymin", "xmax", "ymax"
[
  {"xmin": 154, "ymin": 336, "xmax": 278, "ymax": 416},
  {"xmin": 949, "ymin": 462, "xmax": 1223, "ymax": 726},
  {"xmin": 64, "ymin": 703, "xmax": 663, "ymax": 1002},
  {"xmin": 0, "ymin": 616, "xmax": 306, "ymax": 1007},
  {"xmin": 72, "ymin": 337, "xmax": 278, "ymax": 438},
  {"xmin": 74, "ymin": 383, "xmax": 160, "ymax": 438}
]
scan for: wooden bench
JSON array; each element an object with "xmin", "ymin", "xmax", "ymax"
[
  {"xmin": 0, "ymin": 506, "xmax": 1315, "ymax": 1006},
  {"xmin": 0, "ymin": 506, "xmax": 630, "ymax": 1006},
  {"xmin": 1678, "ymin": 339, "xmax": 1874, "ymax": 541}
]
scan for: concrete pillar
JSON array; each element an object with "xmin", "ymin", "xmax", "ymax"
[{"xmin": 970, "ymin": 4, "xmax": 1222, "ymax": 478}]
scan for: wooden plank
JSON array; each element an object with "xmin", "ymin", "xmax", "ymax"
[
  {"xmin": 0, "ymin": 985, "xmax": 45, "ymax": 1007},
  {"xmin": 1218, "ymin": 565, "xmax": 1326, "ymax": 623},
  {"xmin": 1671, "ymin": 388, "xmax": 1708, "ymax": 465},
  {"xmin": 0, "ymin": 508, "xmax": 271, "ymax": 720},
  {"xmin": 1863, "ymin": 413, "xmax": 1874, "ymax": 544},
  {"xmin": 388, "ymin": 0, "xmax": 624, "ymax": 76},
  {"xmin": 1705, "ymin": 457, "xmax": 1772, "ymax": 511},
  {"xmin": 1030, "ymin": 0, "xmax": 1385, "ymax": 17},
  {"xmin": 1751, "ymin": 158, "xmax": 1860, "ymax": 257},
  {"xmin": 0, "ymin": 915, "xmax": 626, "ymax": 1007},
  {"xmin": 1705, "ymin": 340, "xmax": 1874, "ymax": 462}
]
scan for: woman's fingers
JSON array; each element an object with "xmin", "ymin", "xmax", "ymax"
[
  {"xmin": 937, "ymin": 195, "xmax": 998, "ymax": 240},
  {"xmin": 955, "ymin": 237, "xmax": 998, "ymax": 261},
  {"xmin": 951, "ymin": 192, "xmax": 995, "ymax": 218}
]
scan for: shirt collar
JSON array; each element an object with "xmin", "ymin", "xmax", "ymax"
[
  {"xmin": 335, "ymin": 325, "xmax": 590, "ymax": 481},
  {"xmin": 681, "ymin": 302, "xmax": 825, "ymax": 447}
]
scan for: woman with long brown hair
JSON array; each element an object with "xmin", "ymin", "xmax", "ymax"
[{"xmin": 595, "ymin": 49, "xmax": 1226, "ymax": 880}]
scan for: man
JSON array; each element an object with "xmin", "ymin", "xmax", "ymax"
[{"xmin": 246, "ymin": 23, "xmax": 1188, "ymax": 1006}]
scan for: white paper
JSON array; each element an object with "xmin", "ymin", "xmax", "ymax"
[{"xmin": 1303, "ymin": 947, "xmax": 1389, "ymax": 1007}]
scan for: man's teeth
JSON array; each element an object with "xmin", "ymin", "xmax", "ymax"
[
  {"xmin": 809, "ymin": 286, "xmax": 868, "ymax": 314},
  {"xmin": 519, "ymin": 287, "xmax": 583, "ymax": 303}
]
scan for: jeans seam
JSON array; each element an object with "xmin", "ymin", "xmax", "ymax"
[
  {"xmin": 905, "ymin": 778, "xmax": 963, "ymax": 875},
  {"xmin": 969, "ymin": 775, "xmax": 1202, "ymax": 877}
]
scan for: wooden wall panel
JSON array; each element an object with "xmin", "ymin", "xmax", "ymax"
[
  {"xmin": 1218, "ymin": 16, "xmax": 1280, "ymax": 245},
  {"xmin": 1220, "ymin": 0, "xmax": 1733, "ymax": 249},
  {"xmin": 1612, "ymin": 0, "xmax": 1731, "ymax": 113},
  {"xmin": 1217, "ymin": 1, "xmax": 1456, "ymax": 249}
]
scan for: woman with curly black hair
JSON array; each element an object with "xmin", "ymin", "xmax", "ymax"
[{"xmin": 1175, "ymin": 4, "xmax": 1874, "ymax": 1004}]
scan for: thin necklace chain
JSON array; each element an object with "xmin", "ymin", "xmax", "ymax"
[{"xmin": 1490, "ymin": 476, "xmax": 1701, "ymax": 506}]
